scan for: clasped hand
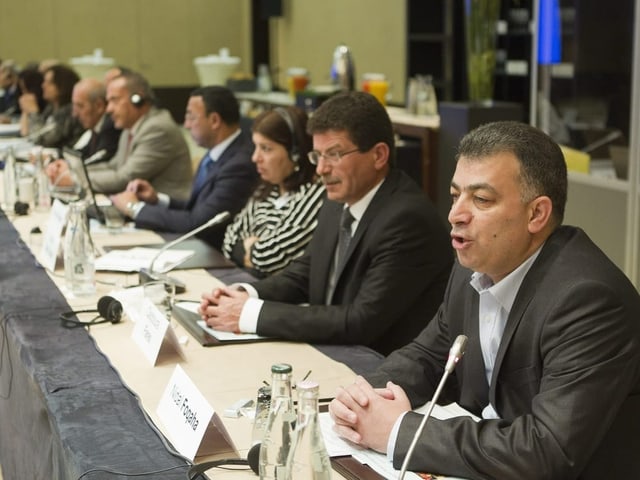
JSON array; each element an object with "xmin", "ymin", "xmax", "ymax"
[
  {"xmin": 198, "ymin": 286, "xmax": 249, "ymax": 333},
  {"xmin": 329, "ymin": 376, "xmax": 412, "ymax": 453}
]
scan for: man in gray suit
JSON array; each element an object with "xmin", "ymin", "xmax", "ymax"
[
  {"xmin": 87, "ymin": 71, "xmax": 192, "ymax": 198},
  {"xmin": 329, "ymin": 121, "xmax": 640, "ymax": 479},
  {"xmin": 199, "ymin": 91, "xmax": 452, "ymax": 355}
]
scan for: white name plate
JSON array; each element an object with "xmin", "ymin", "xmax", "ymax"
[
  {"xmin": 39, "ymin": 199, "xmax": 68, "ymax": 272},
  {"xmin": 130, "ymin": 298, "xmax": 185, "ymax": 365},
  {"xmin": 157, "ymin": 365, "xmax": 215, "ymax": 460}
]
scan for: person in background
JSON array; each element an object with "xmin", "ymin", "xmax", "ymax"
[
  {"xmin": 16, "ymin": 67, "xmax": 46, "ymax": 117},
  {"xmin": 109, "ymin": 86, "xmax": 257, "ymax": 248},
  {"xmin": 70, "ymin": 77, "xmax": 121, "ymax": 163},
  {"xmin": 199, "ymin": 91, "xmax": 452, "ymax": 355},
  {"xmin": 19, "ymin": 64, "xmax": 83, "ymax": 148},
  {"xmin": 222, "ymin": 106, "xmax": 325, "ymax": 278},
  {"xmin": 329, "ymin": 121, "xmax": 640, "ymax": 480},
  {"xmin": 0, "ymin": 61, "xmax": 21, "ymax": 120}
]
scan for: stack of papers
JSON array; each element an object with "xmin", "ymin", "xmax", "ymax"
[{"xmin": 95, "ymin": 247, "xmax": 194, "ymax": 273}]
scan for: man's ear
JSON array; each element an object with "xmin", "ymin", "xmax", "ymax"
[
  {"xmin": 372, "ymin": 142, "xmax": 390, "ymax": 170},
  {"xmin": 528, "ymin": 195, "xmax": 553, "ymax": 233}
]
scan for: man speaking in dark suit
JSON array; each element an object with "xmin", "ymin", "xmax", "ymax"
[
  {"xmin": 110, "ymin": 86, "xmax": 257, "ymax": 248},
  {"xmin": 199, "ymin": 91, "xmax": 453, "ymax": 355},
  {"xmin": 329, "ymin": 121, "xmax": 640, "ymax": 479}
]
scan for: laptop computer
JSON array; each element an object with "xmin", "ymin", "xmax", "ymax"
[{"xmin": 61, "ymin": 147, "xmax": 125, "ymax": 225}]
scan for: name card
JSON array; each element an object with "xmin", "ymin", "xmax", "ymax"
[
  {"xmin": 130, "ymin": 298, "xmax": 185, "ymax": 365},
  {"xmin": 39, "ymin": 199, "xmax": 68, "ymax": 272},
  {"xmin": 157, "ymin": 365, "xmax": 215, "ymax": 460}
]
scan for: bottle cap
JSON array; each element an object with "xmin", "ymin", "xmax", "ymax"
[{"xmin": 271, "ymin": 363, "xmax": 292, "ymax": 374}]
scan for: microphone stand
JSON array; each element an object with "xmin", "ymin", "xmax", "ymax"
[
  {"xmin": 398, "ymin": 335, "xmax": 468, "ymax": 480},
  {"xmin": 139, "ymin": 211, "xmax": 231, "ymax": 293}
]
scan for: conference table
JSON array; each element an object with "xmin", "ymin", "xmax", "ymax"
[{"xmin": 0, "ymin": 194, "xmax": 386, "ymax": 480}]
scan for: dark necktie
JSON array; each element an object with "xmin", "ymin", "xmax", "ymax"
[
  {"xmin": 336, "ymin": 207, "xmax": 355, "ymax": 270},
  {"xmin": 192, "ymin": 152, "xmax": 213, "ymax": 195}
]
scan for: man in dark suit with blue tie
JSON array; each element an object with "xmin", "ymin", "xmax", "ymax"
[
  {"xmin": 110, "ymin": 86, "xmax": 257, "ymax": 248},
  {"xmin": 199, "ymin": 91, "xmax": 453, "ymax": 355}
]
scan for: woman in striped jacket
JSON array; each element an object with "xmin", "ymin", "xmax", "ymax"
[{"xmin": 222, "ymin": 106, "xmax": 324, "ymax": 277}]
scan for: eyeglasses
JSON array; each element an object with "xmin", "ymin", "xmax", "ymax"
[{"xmin": 307, "ymin": 147, "xmax": 360, "ymax": 165}]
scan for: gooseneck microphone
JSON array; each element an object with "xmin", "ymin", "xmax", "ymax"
[
  {"xmin": 397, "ymin": 334, "xmax": 468, "ymax": 480},
  {"xmin": 138, "ymin": 211, "xmax": 231, "ymax": 293},
  {"xmin": 187, "ymin": 442, "xmax": 260, "ymax": 479},
  {"xmin": 26, "ymin": 122, "xmax": 57, "ymax": 142},
  {"xmin": 83, "ymin": 149, "xmax": 108, "ymax": 165}
]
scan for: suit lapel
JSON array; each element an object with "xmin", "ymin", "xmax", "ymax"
[
  {"xmin": 488, "ymin": 231, "xmax": 566, "ymax": 403},
  {"xmin": 462, "ymin": 292, "xmax": 491, "ymax": 412},
  {"xmin": 313, "ymin": 201, "xmax": 342, "ymax": 303}
]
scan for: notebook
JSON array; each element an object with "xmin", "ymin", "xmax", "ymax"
[{"xmin": 172, "ymin": 300, "xmax": 269, "ymax": 347}]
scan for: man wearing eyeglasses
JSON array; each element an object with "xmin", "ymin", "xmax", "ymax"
[{"xmin": 199, "ymin": 91, "xmax": 453, "ymax": 355}]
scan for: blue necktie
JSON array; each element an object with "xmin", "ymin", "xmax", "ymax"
[{"xmin": 192, "ymin": 152, "xmax": 213, "ymax": 194}]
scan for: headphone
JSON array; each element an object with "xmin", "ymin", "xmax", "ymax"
[
  {"xmin": 60, "ymin": 295, "xmax": 123, "ymax": 329},
  {"xmin": 130, "ymin": 92, "xmax": 146, "ymax": 108},
  {"xmin": 273, "ymin": 107, "xmax": 300, "ymax": 164}
]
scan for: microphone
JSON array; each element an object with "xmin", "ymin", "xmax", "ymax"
[
  {"xmin": 26, "ymin": 122, "xmax": 56, "ymax": 142},
  {"xmin": 3, "ymin": 106, "xmax": 16, "ymax": 116},
  {"xmin": 397, "ymin": 334, "xmax": 468, "ymax": 480},
  {"xmin": 138, "ymin": 211, "xmax": 231, "ymax": 294},
  {"xmin": 83, "ymin": 149, "xmax": 107, "ymax": 165},
  {"xmin": 187, "ymin": 442, "xmax": 260, "ymax": 478}
]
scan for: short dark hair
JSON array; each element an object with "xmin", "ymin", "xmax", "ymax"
[
  {"xmin": 251, "ymin": 106, "xmax": 315, "ymax": 198},
  {"xmin": 307, "ymin": 91, "xmax": 396, "ymax": 165},
  {"xmin": 457, "ymin": 121, "xmax": 568, "ymax": 226},
  {"xmin": 190, "ymin": 86, "xmax": 240, "ymax": 125},
  {"xmin": 44, "ymin": 64, "xmax": 80, "ymax": 106}
]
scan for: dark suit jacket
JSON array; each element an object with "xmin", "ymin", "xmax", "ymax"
[
  {"xmin": 134, "ymin": 132, "xmax": 258, "ymax": 248},
  {"xmin": 368, "ymin": 226, "xmax": 640, "ymax": 479},
  {"xmin": 251, "ymin": 168, "xmax": 453, "ymax": 355},
  {"xmin": 78, "ymin": 115, "xmax": 121, "ymax": 164}
]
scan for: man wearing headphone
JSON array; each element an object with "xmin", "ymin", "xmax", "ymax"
[{"xmin": 84, "ymin": 71, "xmax": 192, "ymax": 198}]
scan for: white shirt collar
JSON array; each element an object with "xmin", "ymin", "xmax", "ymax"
[
  {"xmin": 345, "ymin": 178, "xmax": 385, "ymax": 224},
  {"xmin": 208, "ymin": 128, "xmax": 242, "ymax": 162},
  {"xmin": 470, "ymin": 246, "xmax": 543, "ymax": 312}
]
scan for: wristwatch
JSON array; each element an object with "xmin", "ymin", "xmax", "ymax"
[{"xmin": 125, "ymin": 201, "xmax": 144, "ymax": 218}]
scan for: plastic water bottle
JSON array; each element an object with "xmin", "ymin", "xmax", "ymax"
[
  {"xmin": 3, "ymin": 146, "xmax": 17, "ymax": 210},
  {"xmin": 259, "ymin": 363, "xmax": 295, "ymax": 479},
  {"xmin": 63, "ymin": 200, "xmax": 96, "ymax": 296},
  {"xmin": 286, "ymin": 380, "xmax": 332, "ymax": 479}
]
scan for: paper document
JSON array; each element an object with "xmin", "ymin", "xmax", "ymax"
[
  {"xmin": 95, "ymin": 247, "xmax": 194, "ymax": 273},
  {"xmin": 197, "ymin": 320, "xmax": 267, "ymax": 342},
  {"xmin": 320, "ymin": 402, "xmax": 478, "ymax": 480}
]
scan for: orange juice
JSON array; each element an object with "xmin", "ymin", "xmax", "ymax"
[
  {"xmin": 362, "ymin": 73, "xmax": 388, "ymax": 105},
  {"xmin": 286, "ymin": 68, "xmax": 310, "ymax": 97}
]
